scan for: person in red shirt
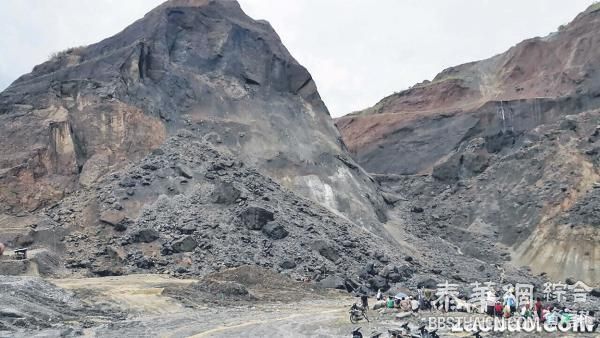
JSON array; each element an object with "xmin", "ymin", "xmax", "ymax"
[
  {"xmin": 534, "ymin": 297, "xmax": 543, "ymax": 320},
  {"xmin": 494, "ymin": 301, "xmax": 503, "ymax": 317}
]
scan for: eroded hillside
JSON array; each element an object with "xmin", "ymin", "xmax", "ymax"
[{"xmin": 336, "ymin": 4, "xmax": 600, "ymax": 284}]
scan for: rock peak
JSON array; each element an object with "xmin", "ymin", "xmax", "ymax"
[
  {"xmin": 152, "ymin": 0, "xmax": 241, "ymax": 13},
  {"xmin": 0, "ymin": 0, "xmax": 387, "ymax": 229}
]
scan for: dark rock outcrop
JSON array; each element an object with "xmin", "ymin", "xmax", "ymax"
[{"xmin": 0, "ymin": 0, "xmax": 386, "ymax": 230}]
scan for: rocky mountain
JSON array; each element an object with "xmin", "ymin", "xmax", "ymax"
[
  {"xmin": 2, "ymin": 2, "xmax": 600, "ymax": 336},
  {"xmin": 0, "ymin": 0, "xmax": 385, "ymax": 229},
  {"xmin": 0, "ymin": 0, "xmax": 423, "ymax": 290},
  {"xmin": 0, "ymin": 0, "xmax": 535, "ymax": 293},
  {"xmin": 336, "ymin": 4, "xmax": 600, "ymax": 284}
]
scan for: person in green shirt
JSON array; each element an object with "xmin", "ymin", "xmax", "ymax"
[{"xmin": 387, "ymin": 296, "xmax": 395, "ymax": 309}]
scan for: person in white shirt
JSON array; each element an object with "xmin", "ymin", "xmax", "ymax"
[{"xmin": 410, "ymin": 296, "xmax": 420, "ymax": 312}]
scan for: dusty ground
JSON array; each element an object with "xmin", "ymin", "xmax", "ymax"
[
  {"xmin": 4, "ymin": 270, "xmax": 598, "ymax": 338},
  {"xmin": 10, "ymin": 271, "xmax": 361, "ymax": 338}
]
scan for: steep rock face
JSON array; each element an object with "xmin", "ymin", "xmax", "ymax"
[
  {"xmin": 336, "ymin": 5, "xmax": 600, "ymax": 284},
  {"xmin": 0, "ymin": 0, "xmax": 385, "ymax": 227}
]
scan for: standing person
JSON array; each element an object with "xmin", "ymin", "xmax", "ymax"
[
  {"xmin": 376, "ymin": 289, "xmax": 383, "ymax": 301},
  {"xmin": 503, "ymin": 304, "xmax": 511, "ymax": 318},
  {"xmin": 534, "ymin": 297, "xmax": 543, "ymax": 321},
  {"xmin": 417, "ymin": 287, "xmax": 425, "ymax": 310},
  {"xmin": 360, "ymin": 294, "xmax": 369, "ymax": 310},
  {"xmin": 503, "ymin": 290, "xmax": 516, "ymax": 314},
  {"xmin": 486, "ymin": 291, "xmax": 496, "ymax": 316}
]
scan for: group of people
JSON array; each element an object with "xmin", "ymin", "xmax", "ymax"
[
  {"xmin": 355, "ymin": 287, "xmax": 597, "ymax": 333},
  {"xmin": 486, "ymin": 295, "xmax": 542, "ymax": 319},
  {"xmin": 375, "ymin": 289, "xmax": 421, "ymax": 313},
  {"xmin": 487, "ymin": 295, "xmax": 595, "ymax": 326}
]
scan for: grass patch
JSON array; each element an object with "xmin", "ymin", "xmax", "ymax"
[{"xmin": 48, "ymin": 46, "xmax": 85, "ymax": 61}]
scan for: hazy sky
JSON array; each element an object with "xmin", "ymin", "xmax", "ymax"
[{"xmin": 0, "ymin": 0, "xmax": 593, "ymax": 117}]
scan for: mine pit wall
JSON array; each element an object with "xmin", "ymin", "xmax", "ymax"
[
  {"xmin": 347, "ymin": 93, "xmax": 600, "ymax": 285},
  {"xmin": 355, "ymin": 92, "xmax": 600, "ymax": 176}
]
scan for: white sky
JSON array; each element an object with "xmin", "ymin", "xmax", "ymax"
[{"xmin": 0, "ymin": 0, "xmax": 593, "ymax": 117}]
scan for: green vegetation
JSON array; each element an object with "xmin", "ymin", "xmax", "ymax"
[{"xmin": 586, "ymin": 1, "xmax": 600, "ymax": 13}]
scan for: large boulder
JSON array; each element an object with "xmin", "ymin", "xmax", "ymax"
[
  {"xmin": 379, "ymin": 264, "xmax": 397, "ymax": 278},
  {"xmin": 387, "ymin": 273, "xmax": 404, "ymax": 283},
  {"xmin": 262, "ymin": 222, "xmax": 289, "ymax": 240},
  {"xmin": 180, "ymin": 224, "xmax": 197, "ymax": 234},
  {"xmin": 359, "ymin": 261, "xmax": 377, "ymax": 279},
  {"xmin": 311, "ymin": 240, "xmax": 340, "ymax": 262},
  {"xmin": 99, "ymin": 210, "xmax": 128, "ymax": 231},
  {"xmin": 318, "ymin": 275, "xmax": 346, "ymax": 290},
  {"xmin": 368, "ymin": 276, "xmax": 389, "ymax": 291},
  {"xmin": 175, "ymin": 163, "xmax": 193, "ymax": 179},
  {"xmin": 372, "ymin": 300, "xmax": 387, "ymax": 310},
  {"xmin": 210, "ymin": 181, "xmax": 241, "ymax": 204},
  {"xmin": 238, "ymin": 207, "xmax": 274, "ymax": 230},
  {"xmin": 279, "ymin": 260, "xmax": 296, "ymax": 270},
  {"xmin": 131, "ymin": 228, "xmax": 160, "ymax": 243},
  {"xmin": 417, "ymin": 278, "xmax": 439, "ymax": 289},
  {"xmin": 171, "ymin": 236, "xmax": 197, "ymax": 253}
]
